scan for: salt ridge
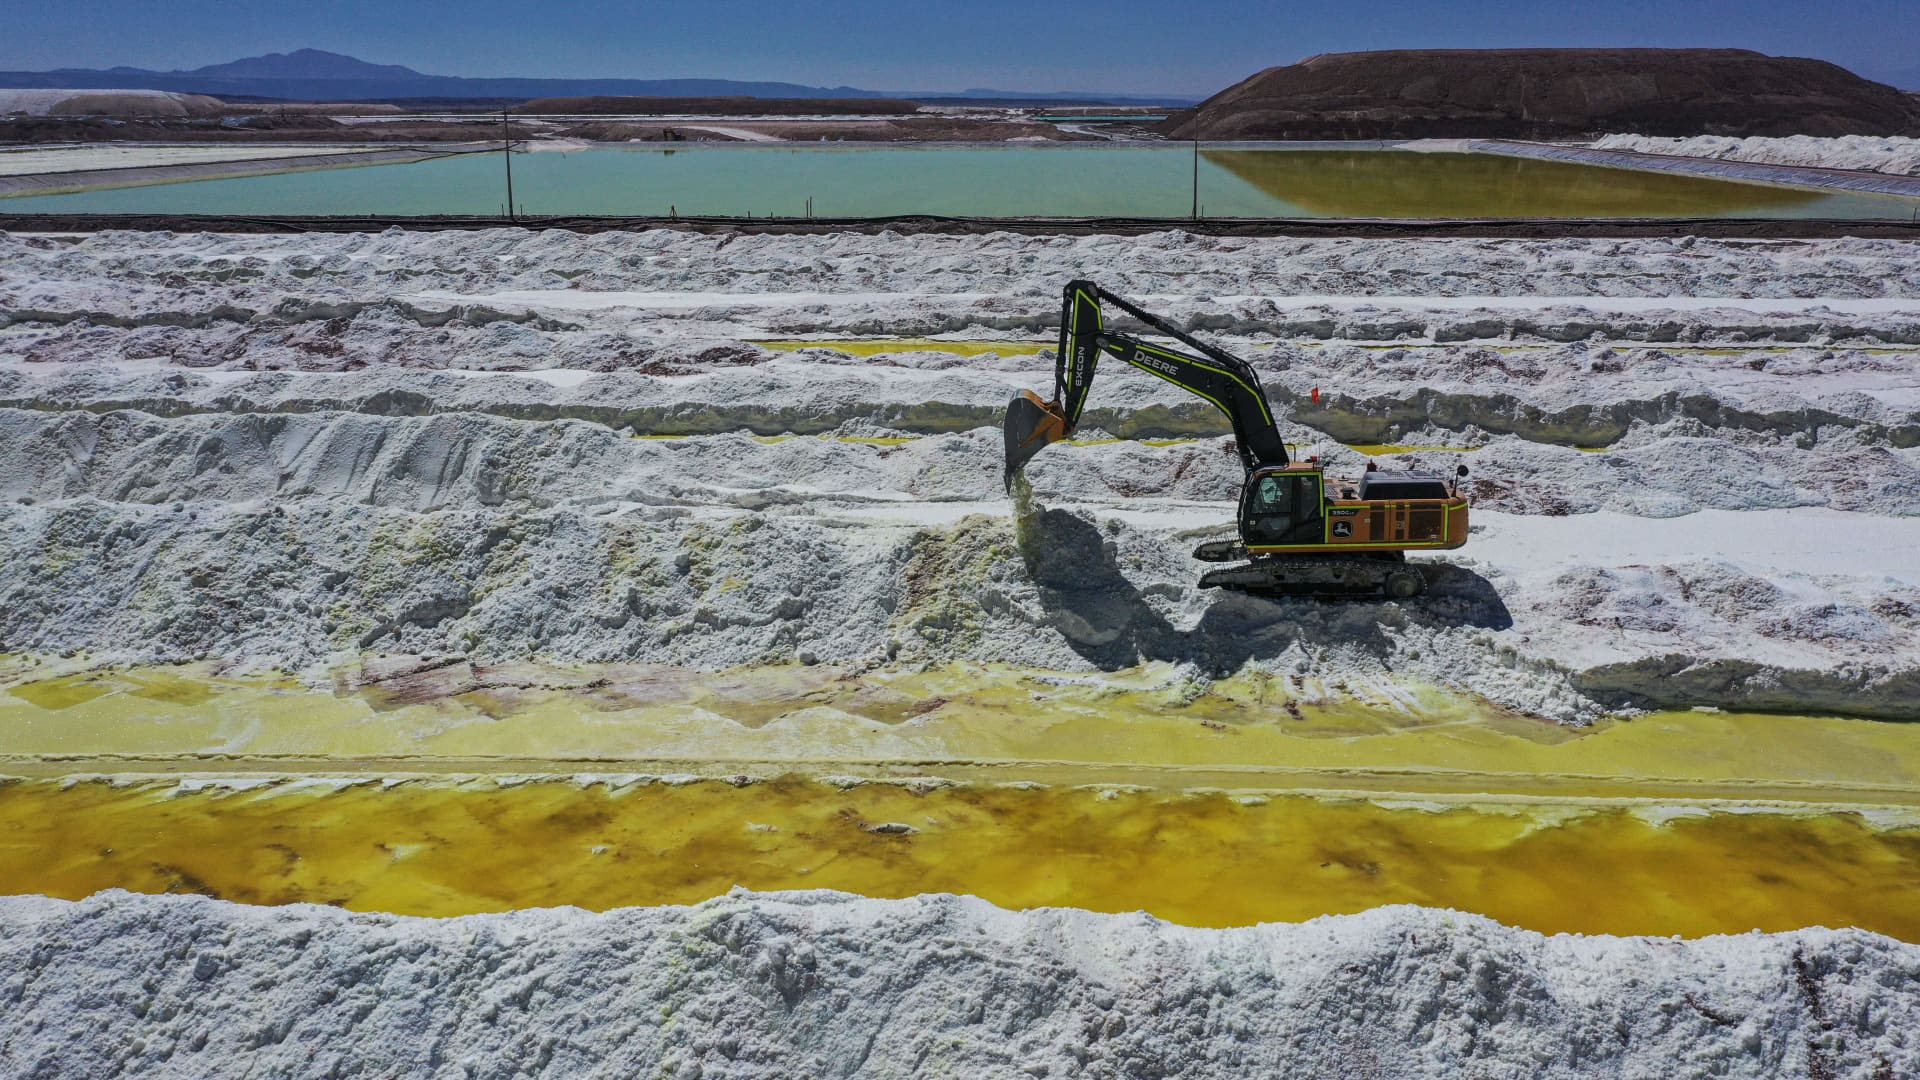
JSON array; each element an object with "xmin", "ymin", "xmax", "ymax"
[{"xmin": 1, "ymin": 889, "xmax": 1914, "ymax": 1079}]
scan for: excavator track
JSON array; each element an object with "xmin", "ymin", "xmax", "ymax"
[
  {"xmin": 1192, "ymin": 539, "xmax": 1246, "ymax": 563},
  {"xmin": 1198, "ymin": 553, "xmax": 1426, "ymax": 600}
]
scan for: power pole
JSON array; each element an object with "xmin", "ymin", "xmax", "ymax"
[
  {"xmin": 502, "ymin": 110, "xmax": 516, "ymax": 222},
  {"xmin": 1190, "ymin": 134, "xmax": 1199, "ymax": 220}
]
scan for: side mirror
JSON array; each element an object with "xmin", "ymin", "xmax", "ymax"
[{"xmin": 1456, "ymin": 464, "xmax": 1470, "ymax": 478}]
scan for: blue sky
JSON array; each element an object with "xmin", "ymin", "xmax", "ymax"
[{"xmin": 10, "ymin": 0, "xmax": 1916, "ymax": 95}]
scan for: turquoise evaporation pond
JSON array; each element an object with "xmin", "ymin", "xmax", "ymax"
[{"xmin": 5, "ymin": 145, "xmax": 1917, "ymax": 219}]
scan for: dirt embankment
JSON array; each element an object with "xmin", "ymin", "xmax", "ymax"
[
  {"xmin": 1162, "ymin": 49, "xmax": 1920, "ymax": 141},
  {"xmin": 0, "ymin": 111, "xmax": 1081, "ymax": 145},
  {"xmin": 519, "ymin": 95, "xmax": 923, "ymax": 116},
  {"xmin": 221, "ymin": 102, "xmax": 406, "ymax": 116},
  {"xmin": 550, "ymin": 117, "xmax": 1086, "ymax": 142},
  {"xmin": 0, "ymin": 114, "xmax": 514, "ymax": 144}
]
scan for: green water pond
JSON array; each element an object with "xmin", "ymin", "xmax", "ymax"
[{"xmin": 4, "ymin": 144, "xmax": 1915, "ymax": 219}]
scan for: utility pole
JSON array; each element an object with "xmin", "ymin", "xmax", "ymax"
[
  {"xmin": 1190, "ymin": 133, "xmax": 1199, "ymax": 220},
  {"xmin": 502, "ymin": 110, "xmax": 516, "ymax": 222}
]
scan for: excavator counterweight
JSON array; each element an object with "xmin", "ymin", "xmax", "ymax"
[{"xmin": 1002, "ymin": 280, "xmax": 1470, "ymax": 600}]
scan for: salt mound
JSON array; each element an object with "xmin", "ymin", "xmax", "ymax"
[
  {"xmin": 3, "ymin": 229, "xmax": 1917, "ymax": 721},
  {"xmin": 0, "ymin": 88, "xmax": 225, "ymax": 118},
  {"xmin": 1590, "ymin": 134, "xmax": 1920, "ymax": 176},
  {"xmin": 2, "ymin": 889, "xmax": 1913, "ymax": 1079}
]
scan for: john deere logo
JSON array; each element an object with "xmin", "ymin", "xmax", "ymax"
[
  {"xmin": 1332, "ymin": 521, "xmax": 1353, "ymax": 538},
  {"xmin": 1134, "ymin": 350, "xmax": 1180, "ymax": 377}
]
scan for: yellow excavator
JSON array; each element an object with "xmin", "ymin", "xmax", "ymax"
[{"xmin": 1004, "ymin": 280, "xmax": 1469, "ymax": 599}]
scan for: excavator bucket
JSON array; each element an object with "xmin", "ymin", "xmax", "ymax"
[
  {"xmin": 1002, "ymin": 281, "xmax": 1102, "ymax": 492},
  {"xmin": 1003, "ymin": 390, "xmax": 1071, "ymax": 491}
]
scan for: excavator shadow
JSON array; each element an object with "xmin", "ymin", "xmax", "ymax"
[{"xmin": 1018, "ymin": 508, "xmax": 1513, "ymax": 673}]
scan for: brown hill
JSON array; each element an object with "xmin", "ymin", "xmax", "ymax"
[
  {"xmin": 1161, "ymin": 49, "xmax": 1920, "ymax": 140},
  {"xmin": 517, "ymin": 96, "xmax": 921, "ymax": 116}
]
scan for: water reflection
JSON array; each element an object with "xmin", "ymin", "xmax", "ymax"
[{"xmin": 1205, "ymin": 148, "xmax": 1824, "ymax": 218}]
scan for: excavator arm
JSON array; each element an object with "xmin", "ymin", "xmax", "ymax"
[{"xmin": 1004, "ymin": 279, "xmax": 1290, "ymax": 490}]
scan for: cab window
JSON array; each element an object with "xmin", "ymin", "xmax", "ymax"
[
  {"xmin": 1245, "ymin": 473, "xmax": 1323, "ymax": 544},
  {"xmin": 1253, "ymin": 476, "xmax": 1290, "ymax": 513}
]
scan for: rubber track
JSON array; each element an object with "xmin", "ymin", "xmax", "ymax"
[{"xmin": 1198, "ymin": 555, "xmax": 1423, "ymax": 599}]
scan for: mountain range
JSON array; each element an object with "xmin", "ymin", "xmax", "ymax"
[{"xmin": 0, "ymin": 49, "xmax": 1197, "ymax": 106}]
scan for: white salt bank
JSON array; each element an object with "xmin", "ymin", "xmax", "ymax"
[{"xmin": 1, "ymin": 889, "xmax": 1915, "ymax": 1078}]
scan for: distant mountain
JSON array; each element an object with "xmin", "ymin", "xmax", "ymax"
[
  {"xmin": 0, "ymin": 49, "xmax": 1195, "ymax": 105},
  {"xmin": 0, "ymin": 49, "xmax": 894, "ymax": 102},
  {"xmin": 186, "ymin": 49, "xmax": 424, "ymax": 82}
]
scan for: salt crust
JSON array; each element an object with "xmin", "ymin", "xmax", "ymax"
[
  {"xmin": 1, "ymin": 889, "xmax": 1915, "ymax": 1079},
  {"xmin": 1589, "ymin": 134, "xmax": 1920, "ymax": 177},
  {"xmin": 2, "ymin": 229, "xmax": 1917, "ymax": 721}
]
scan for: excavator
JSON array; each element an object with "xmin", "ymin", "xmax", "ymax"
[{"xmin": 1003, "ymin": 280, "xmax": 1469, "ymax": 599}]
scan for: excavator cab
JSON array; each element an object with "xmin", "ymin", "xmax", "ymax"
[{"xmin": 1242, "ymin": 466, "xmax": 1325, "ymax": 546}]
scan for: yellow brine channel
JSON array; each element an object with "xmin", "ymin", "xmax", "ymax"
[
  {"xmin": 2, "ymin": 776, "xmax": 1916, "ymax": 938},
  {"xmin": 5, "ymin": 657, "xmax": 1917, "ymax": 937},
  {"xmin": 4, "ymin": 660, "xmax": 1918, "ymax": 805}
]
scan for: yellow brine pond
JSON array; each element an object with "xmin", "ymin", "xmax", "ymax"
[{"xmin": 3, "ymin": 657, "xmax": 1917, "ymax": 937}]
